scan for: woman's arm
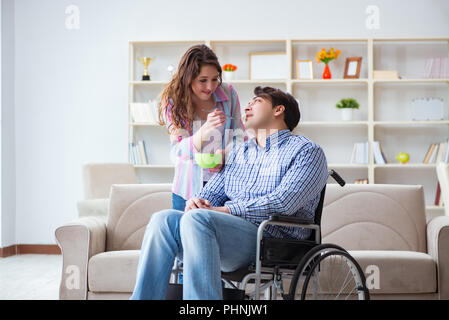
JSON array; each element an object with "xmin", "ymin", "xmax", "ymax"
[{"xmin": 165, "ymin": 102, "xmax": 226, "ymax": 163}]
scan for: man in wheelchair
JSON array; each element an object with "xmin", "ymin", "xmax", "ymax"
[{"xmin": 130, "ymin": 86, "xmax": 329, "ymax": 300}]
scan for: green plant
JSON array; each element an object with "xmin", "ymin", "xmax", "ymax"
[{"xmin": 336, "ymin": 98, "xmax": 360, "ymax": 109}]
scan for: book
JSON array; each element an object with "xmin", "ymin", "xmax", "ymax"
[
  {"xmin": 138, "ymin": 140, "xmax": 148, "ymax": 165},
  {"xmin": 436, "ymin": 141, "xmax": 447, "ymax": 163},
  {"xmin": 443, "ymin": 139, "xmax": 449, "ymax": 163},
  {"xmin": 435, "ymin": 182, "xmax": 441, "ymax": 206},
  {"xmin": 379, "ymin": 143, "xmax": 388, "ymax": 163},
  {"xmin": 142, "ymin": 140, "xmax": 150, "ymax": 165},
  {"xmin": 423, "ymin": 143, "xmax": 436, "ymax": 164},
  {"xmin": 428, "ymin": 143, "xmax": 440, "ymax": 164},
  {"xmin": 373, "ymin": 70, "xmax": 398, "ymax": 79},
  {"xmin": 129, "ymin": 142, "xmax": 135, "ymax": 164},
  {"xmin": 425, "ymin": 57, "xmax": 449, "ymax": 79},
  {"xmin": 373, "ymin": 141, "xmax": 386, "ymax": 164}
]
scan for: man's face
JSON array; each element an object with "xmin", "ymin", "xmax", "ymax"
[{"xmin": 243, "ymin": 95, "xmax": 275, "ymax": 131}]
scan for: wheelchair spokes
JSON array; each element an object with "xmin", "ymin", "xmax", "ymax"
[{"xmin": 301, "ymin": 250, "xmax": 369, "ymax": 300}]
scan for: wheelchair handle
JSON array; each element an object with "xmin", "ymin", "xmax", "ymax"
[{"xmin": 329, "ymin": 169, "xmax": 346, "ymax": 187}]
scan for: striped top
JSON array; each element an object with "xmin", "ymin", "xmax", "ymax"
[
  {"xmin": 165, "ymin": 82, "xmax": 246, "ymax": 200},
  {"xmin": 195, "ymin": 129, "xmax": 329, "ymax": 240}
]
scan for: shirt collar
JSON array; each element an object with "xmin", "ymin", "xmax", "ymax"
[{"xmin": 249, "ymin": 129, "xmax": 291, "ymax": 151}]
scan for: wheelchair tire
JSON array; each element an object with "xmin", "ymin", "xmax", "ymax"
[
  {"xmin": 300, "ymin": 249, "xmax": 370, "ymax": 300},
  {"xmin": 285, "ymin": 243, "xmax": 348, "ymax": 300}
]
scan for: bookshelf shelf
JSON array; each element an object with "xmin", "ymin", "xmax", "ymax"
[
  {"xmin": 373, "ymin": 79, "xmax": 449, "ymax": 83},
  {"xmin": 373, "ymin": 164, "xmax": 437, "ymax": 169},
  {"xmin": 129, "ymin": 122, "xmax": 162, "ymax": 127},
  {"xmin": 128, "ymin": 37, "xmax": 449, "ymax": 217},
  {"xmin": 300, "ymin": 121, "xmax": 368, "ymax": 127},
  {"xmin": 373, "ymin": 121, "xmax": 449, "ymax": 126},
  {"xmin": 328, "ymin": 163, "xmax": 369, "ymax": 168},
  {"xmin": 134, "ymin": 165, "xmax": 175, "ymax": 169}
]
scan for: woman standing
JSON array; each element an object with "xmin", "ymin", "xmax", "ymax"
[{"xmin": 158, "ymin": 44, "xmax": 246, "ymax": 211}]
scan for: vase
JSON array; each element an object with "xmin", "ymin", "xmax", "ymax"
[
  {"xmin": 322, "ymin": 63, "xmax": 332, "ymax": 79},
  {"xmin": 223, "ymin": 71, "xmax": 234, "ymax": 81},
  {"xmin": 341, "ymin": 108, "xmax": 353, "ymax": 121}
]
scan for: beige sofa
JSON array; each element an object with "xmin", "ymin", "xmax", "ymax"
[{"xmin": 55, "ymin": 183, "xmax": 449, "ymax": 300}]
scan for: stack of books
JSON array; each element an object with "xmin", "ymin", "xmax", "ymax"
[
  {"xmin": 354, "ymin": 178, "xmax": 369, "ymax": 184},
  {"xmin": 129, "ymin": 140, "xmax": 149, "ymax": 165},
  {"xmin": 350, "ymin": 141, "xmax": 369, "ymax": 164},
  {"xmin": 423, "ymin": 140, "xmax": 449, "ymax": 164}
]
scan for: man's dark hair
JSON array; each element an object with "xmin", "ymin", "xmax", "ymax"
[{"xmin": 253, "ymin": 86, "xmax": 300, "ymax": 131}]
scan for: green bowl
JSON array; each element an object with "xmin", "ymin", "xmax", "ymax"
[{"xmin": 194, "ymin": 153, "xmax": 222, "ymax": 169}]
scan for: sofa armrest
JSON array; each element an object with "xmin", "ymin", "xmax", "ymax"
[
  {"xmin": 54, "ymin": 217, "xmax": 107, "ymax": 300},
  {"xmin": 427, "ymin": 215, "xmax": 449, "ymax": 300}
]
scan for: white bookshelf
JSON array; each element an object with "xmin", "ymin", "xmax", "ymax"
[{"xmin": 128, "ymin": 38, "xmax": 449, "ymax": 216}]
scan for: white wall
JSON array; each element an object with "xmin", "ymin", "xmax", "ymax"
[
  {"xmin": 1, "ymin": 0, "xmax": 16, "ymax": 248},
  {"xmin": 6, "ymin": 0, "xmax": 449, "ymax": 244}
]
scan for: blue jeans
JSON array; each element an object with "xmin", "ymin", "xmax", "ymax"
[{"xmin": 129, "ymin": 208, "xmax": 265, "ymax": 300}]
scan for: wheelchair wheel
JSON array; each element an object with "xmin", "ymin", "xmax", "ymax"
[
  {"xmin": 300, "ymin": 249, "xmax": 370, "ymax": 300},
  {"xmin": 285, "ymin": 243, "xmax": 348, "ymax": 300}
]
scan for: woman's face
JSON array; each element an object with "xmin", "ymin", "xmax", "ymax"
[{"xmin": 191, "ymin": 64, "xmax": 220, "ymax": 101}]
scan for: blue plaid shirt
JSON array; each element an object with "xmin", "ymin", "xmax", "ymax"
[{"xmin": 195, "ymin": 129, "xmax": 329, "ymax": 240}]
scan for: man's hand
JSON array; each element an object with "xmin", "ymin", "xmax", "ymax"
[
  {"xmin": 185, "ymin": 197, "xmax": 211, "ymax": 212},
  {"xmin": 184, "ymin": 198, "xmax": 230, "ymax": 214}
]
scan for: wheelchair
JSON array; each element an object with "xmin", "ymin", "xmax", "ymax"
[{"xmin": 171, "ymin": 170, "xmax": 370, "ymax": 300}]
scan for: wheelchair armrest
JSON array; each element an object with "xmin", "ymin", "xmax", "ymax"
[{"xmin": 269, "ymin": 214, "xmax": 314, "ymax": 225}]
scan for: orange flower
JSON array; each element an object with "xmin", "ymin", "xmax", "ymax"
[{"xmin": 223, "ymin": 64, "xmax": 237, "ymax": 71}]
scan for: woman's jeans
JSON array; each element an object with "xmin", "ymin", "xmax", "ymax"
[{"xmin": 129, "ymin": 208, "xmax": 265, "ymax": 300}]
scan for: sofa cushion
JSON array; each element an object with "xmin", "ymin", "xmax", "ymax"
[
  {"xmin": 88, "ymin": 250, "xmax": 140, "ymax": 293},
  {"xmin": 349, "ymin": 250, "xmax": 436, "ymax": 294},
  {"xmin": 88, "ymin": 250, "xmax": 436, "ymax": 295},
  {"xmin": 106, "ymin": 184, "xmax": 172, "ymax": 251}
]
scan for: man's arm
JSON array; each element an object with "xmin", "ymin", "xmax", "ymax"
[
  {"xmin": 192, "ymin": 165, "xmax": 229, "ymax": 207},
  {"xmin": 225, "ymin": 143, "xmax": 328, "ymax": 224}
]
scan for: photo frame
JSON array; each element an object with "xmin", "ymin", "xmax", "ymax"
[
  {"xmin": 296, "ymin": 60, "xmax": 314, "ymax": 80},
  {"xmin": 249, "ymin": 51, "xmax": 287, "ymax": 80},
  {"xmin": 344, "ymin": 57, "xmax": 362, "ymax": 79}
]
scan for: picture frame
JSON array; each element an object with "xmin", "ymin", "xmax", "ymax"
[
  {"xmin": 344, "ymin": 57, "xmax": 362, "ymax": 79},
  {"xmin": 249, "ymin": 51, "xmax": 287, "ymax": 80},
  {"xmin": 296, "ymin": 60, "xmax": 314, "ymax": 80}
]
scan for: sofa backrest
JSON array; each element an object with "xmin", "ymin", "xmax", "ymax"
[
  {"xmin": 106, "ymin": 183, "xmax": 172, "ymax": 251},
  {"xmin": 83, "ymin": 163, "xmax": 138, "ymax": 199},
  {"xmin": 321, "ymin": 184, "xmax": 427, "ymax": 252}
]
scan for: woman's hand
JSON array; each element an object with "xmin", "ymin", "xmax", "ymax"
[
  {"xmin": 208, "ymin": 149, "xmax": 225, "ymax": 173},
  {"xmin": 193, "ymin": 108, "xmax": 226, "ymax": 152},
  {"xmin": 202, "ymin": 108, "xmax": 226, "ymax": 137}
]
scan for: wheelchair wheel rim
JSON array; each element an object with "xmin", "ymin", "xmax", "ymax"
[{"xmin": 300, "ymin": 250, "xmax": 369, "ymax": 300}]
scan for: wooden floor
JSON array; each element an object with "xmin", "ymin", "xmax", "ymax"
[{"xmin": 0, "ymin": 254, "xmax": 62, "ymax": 300}]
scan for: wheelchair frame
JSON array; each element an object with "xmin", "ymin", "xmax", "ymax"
[{"xmin": 171, "ymin": 170, "xmax": 369, "ymax": 300}]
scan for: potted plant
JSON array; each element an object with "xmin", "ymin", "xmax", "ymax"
[
  {"xmin": 222, "ymin": 64, "xmax": 237, "ymax": 81},
  {"xmin": 336, "ymin": 98, "xmax": 359, "ymax": 121},
  {"xmin": 316, "ymin": 48, "xmax": 341, "ymax": 79}
]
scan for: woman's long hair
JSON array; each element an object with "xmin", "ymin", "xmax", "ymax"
[{"xmin": 158, "ymin": 44, "xmax": 222, "ymax": 134}]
